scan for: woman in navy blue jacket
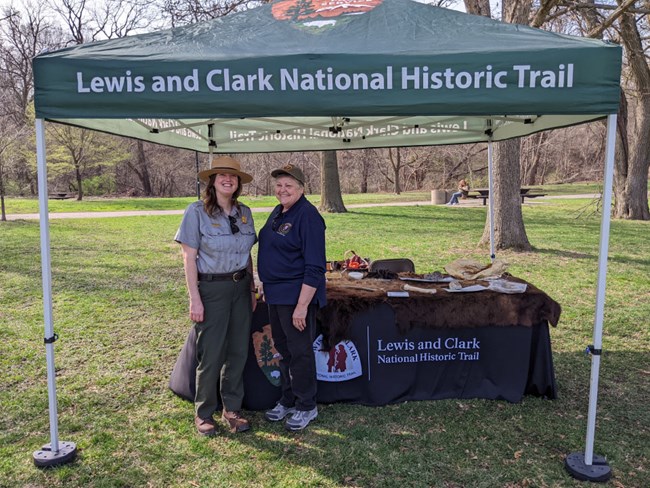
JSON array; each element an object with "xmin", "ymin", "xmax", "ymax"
[{"xmin": 257, "ymin": 164, "xmax": 326, "ymax": 431}]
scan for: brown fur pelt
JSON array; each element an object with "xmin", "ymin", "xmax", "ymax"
[{"xmin": 318, "ymin": 274, "xmax": 561, "ymax": 347}]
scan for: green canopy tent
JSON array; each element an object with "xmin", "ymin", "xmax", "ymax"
[
  {"xmin": 33, "ymin": 0, "xmax": 620, "ymax": 152},
  {"xmin": 32, "ymin": 0, "xmax": 621, "ymax": 480}
]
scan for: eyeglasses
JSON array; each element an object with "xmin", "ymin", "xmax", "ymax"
[
  {"xmin": 271, "ymin": 211, "xmax": 283, "ymax": 232},
  {"xmin": 228, "ymin": 215, "xmax": 240, "ymax": 234}
]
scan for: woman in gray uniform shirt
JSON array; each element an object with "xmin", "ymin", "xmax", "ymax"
[{"xmin": 174, "ymin": 156, "xmax": 257, "ymax": 437}]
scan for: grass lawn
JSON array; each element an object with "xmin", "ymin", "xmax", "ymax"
[
  {"xmin": 1, "ymin": 182, "xmax": 603, "ymax": 215},
  {"xmin": 3, "ymin": 192, "xmax": 433, "ymax": 215},
  {"xmin": 0, "ymin": 196, "xmax": 648, "ymax": 487}
]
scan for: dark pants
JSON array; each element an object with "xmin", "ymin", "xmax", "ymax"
[
  {"xmin": 194, "ymin": 276, "xmax": 252, "ymax": 419},
  {"xmin": 268, "ymin": 304, "xmax": 318, "ymax": 411}
]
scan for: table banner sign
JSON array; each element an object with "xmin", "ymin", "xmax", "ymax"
[{"xmin": 315, "ymin": 303, "xmax": 556, "ymax": 405}]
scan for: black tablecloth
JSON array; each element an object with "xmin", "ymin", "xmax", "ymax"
[
  {"xmin": 169, "ymin": 308, "xmax": 281, "ymax": 411},
  {"xmin": 169, "ymin": 295, "xmax": 557, "ymax": 410}
]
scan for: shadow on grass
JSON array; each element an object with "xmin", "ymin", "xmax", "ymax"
[{"xmin": 533, "ymin": 246, "xmax": 650, "ymax": 267}]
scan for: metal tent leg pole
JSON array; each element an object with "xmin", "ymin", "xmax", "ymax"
[
  {"xmin": 32, "ymin": 118, "xmax": 77, "ymax": 468},
  {"xmin": 487, "ymin": 136, "xmax": 496, "ymax": 261},
  {"xmin": 195, "ymin": 151, "xmax": 201, "ymax": 200},
  {"xmin": 565, "ymin": 113, "xmax": 617, "ymax": 482}
]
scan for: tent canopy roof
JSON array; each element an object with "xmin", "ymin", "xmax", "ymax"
[{"xmin": 33, "ymin": 0, "xmax": 621, "ymax": 153}]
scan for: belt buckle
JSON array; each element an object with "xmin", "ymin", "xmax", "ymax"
[{"xmin": 233, "ymin": 270, "xmax": 244, "ymax": 282}]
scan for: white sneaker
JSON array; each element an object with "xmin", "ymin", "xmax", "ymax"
[
  {"xmin": 265, "ymin": 403, "xmax": 296, "ymax": 422},
  {"xmin": 285, "ymin": 407, "xmax": 318, "ymax": 431}
]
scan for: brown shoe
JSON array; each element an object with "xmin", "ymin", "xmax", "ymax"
[
  {"xmin": 222, "ymin": 410, "xmax": 250, "ymax": 433},
  {"xmin": 195, "ymin": 415, "xmax": 216, "ymax": 436}
]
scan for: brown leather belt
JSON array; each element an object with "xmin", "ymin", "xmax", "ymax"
[{"xmin": 198, "ymin": 269, "xmax": 247, "ymax": 282}]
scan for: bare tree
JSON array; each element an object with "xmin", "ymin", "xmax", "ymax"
[
  {"xmin": 521, "ymin": 132, "xmax": 549, "ymax": 186},
  {"xmin": 0, "ymin": 4, "xmax": 63, "ymax": 197},
  {"xmin": 480, "ymin": 138, "xmax": 532, "ymax": 250},
  {"xmin": 44, "ymin": 0, "xmax": 162, "ymax": 198},
  {"xmin": 129, "ymin": 140, "xmax": 154, "ymax": 196},
  {"xmin": 319, "ymin": 150, "xmax": 346, "ymax": 212},
  {"xmin": 46, "ymin": 125, "xmax": 129, "ymax": 199},
  {"xmin": 49, "ymin": 0, "xmax": 159, "ymax": 44},
  {"xmin": 0, "ymin": 3, "xmax": 60, "ymax": 125},
  {"xmin": 358, "ymin": 149, "xmax": 372, "ymax": 193},
  {"xmin": 466, "ymin": 0, "xmax": 533, "ymax": 251},
  {"xmin": 158, "ymin": 0, "xmax": 270, "ymax": 26},
  {"xmin": 611, "ymin": 8, "xmax": 650, "ymax": 219},
  {"xmin": 534, "ymin": 1, "xmax": 648, "ymax": 219},
  {"xmin": 387, "ymin": 147, "xmax": 403, "ymax": 194},
  {"xmin": 463, "ymin": 0, "xmax": 491, "ymax": 18},
  {"xmin": 0, "ymin": 109, "xmax": 26, "ymax": 221}
]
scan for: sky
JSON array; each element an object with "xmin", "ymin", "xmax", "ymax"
[{"xmin": 0, "ymin": 0, "xmax": 485, "ymax": 16}]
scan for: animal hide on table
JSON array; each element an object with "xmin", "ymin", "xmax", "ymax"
[{"xmin": 318, "ymin": 274, "xmax": 561, "ymax": 348}]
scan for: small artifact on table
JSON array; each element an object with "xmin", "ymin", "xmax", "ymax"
[
  {"xmin": 387, "ymin": 290, "xmax": 409, "ymax": 297},
  {"xmin": 366, "ymin": 269, "xmax": 398, "ymax": 280},
  {"xmin": 487, "ymin": 279, "xmax": 527, "ymax": 294},
  {"xmin": 402, "ymin": 284, "xmax": 437, "ymax": 295},
  {"xmin": 336, "ymin": 284, "xmax": 380, "ymax": 292},
  {"xmin": 444, "ymin": 280, "xmax": 489, "ymax": 293},
  {"xmin": 444, "ymin": 258, "xmax": 508, "ymax": 280},
  {"xmin": 343, "ymin": 250, "xmax": 369, "ymax": 270},
  {"xmin": 424, "ymin": 271, "xmax": 444, "ymax": 281},
  {"xmin": 449, "ymin": 280, "xmax": 463, "ymax": 290}
]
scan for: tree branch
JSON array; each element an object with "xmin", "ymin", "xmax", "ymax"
[
  {"xmin": 564, "ymin": 1, "xmax": 650, "ymax": 14},
  {"xmin": 585, "ymin": 0, "xmax": 639, "ymax": 37}
]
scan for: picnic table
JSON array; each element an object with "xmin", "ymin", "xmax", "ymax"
[
  {"xmin": 468, "ymin": 188, "xmax": 547, "ymax": 205},
  {"xmin": 49, "ymin": 192, "xmax": 75, "ymax": 200}
]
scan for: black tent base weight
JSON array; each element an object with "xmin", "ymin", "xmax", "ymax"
[
  {"xmin": 33, "ymin": 441, "xmax": 77, "ymax": 468},
  {"xmin": 565, "ymin": 452, "xmax": 611, "ymax": 482}
]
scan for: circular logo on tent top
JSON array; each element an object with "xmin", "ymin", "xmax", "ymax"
[{"xmin": 272, "ymin": 0, "xmax": 383, "ymax": 28}]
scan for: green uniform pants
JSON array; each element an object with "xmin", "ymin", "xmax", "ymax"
[{"xmin": 194, "ymin": 276, "xmax": 252, "ymax": 419}]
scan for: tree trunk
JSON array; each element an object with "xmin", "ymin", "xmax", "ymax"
[
  {"xmin": 479, "ymin": 138, "xmax": 532, "ymax": 251},
  {"xmin": 128, "ymin": 140, "xmax": 153, "ymax": 196},
  {"xmin": 319, "ymin": 151, "xmax": 347, "ymax": 213},
  {"xmin": 75, "ymin": 165, "xmax": 83, "ymax": 201},
  {"xmin": 388, "ymin": 147, "xmax": 402, "ymax": 194},
  {"xmin": 522, "ymin": 132, "xmax": 546, "ymax": 186},
  {"xmin": 473, "ymin": 0, "xmax": 532, "ymax": 251},
  {"xmin": 613, "ymin": 90, "xmax": 630, "ymax": 213},
  {"xmin": 360, "ymin": 149, "xmax": 370, "ymax": 193},
  {"xmin": 463, "ymin": 0, "xmax": 491, "ymax": 17},
  {"xmin": 0, "ymin": 163, "xmax": 5, "ymax": 221},
  {"xmin": 612, "ymin": 12, "xmax": 650, "ymax": 220}
]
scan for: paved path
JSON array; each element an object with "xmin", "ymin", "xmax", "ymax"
[{"xmin": 3, "ymin": 195, "xmax": 600, "ymax": 221}]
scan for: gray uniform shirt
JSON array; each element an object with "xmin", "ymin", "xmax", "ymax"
[{"xmin": 174, "ymin": 201, "xmax": 257, "ymax": 274}]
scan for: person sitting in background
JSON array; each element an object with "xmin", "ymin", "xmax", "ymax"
[{"xmin": 446, "ymin": 179, "xmax": 470, "ymax": 206}]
